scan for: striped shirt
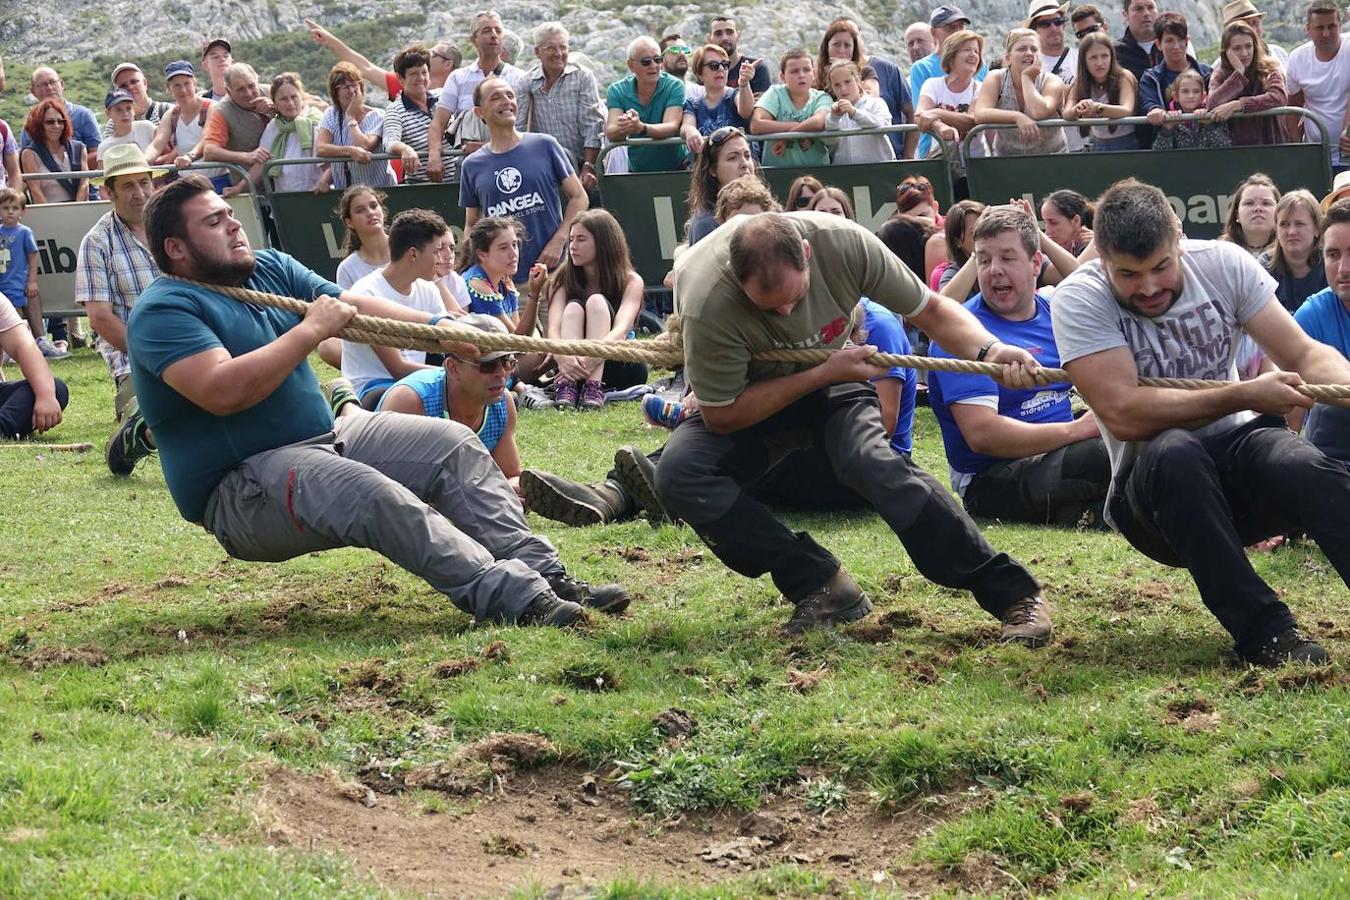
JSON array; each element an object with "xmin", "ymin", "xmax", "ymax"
[
  {"xmin": 318, "ymin": 106, "xmax": 395, "ymax": 190},
  {"xmin": 382, "ymin": 90, "xmax": 440, "ymax": 184},
  {"xmin": 515, "ymin": 64, "xmax": 604, "ymax": 169},
  {"xmin": 74, "ymin": 210, "xmax": 159, "ymax": 378}
]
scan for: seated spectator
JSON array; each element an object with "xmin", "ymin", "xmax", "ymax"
[
  {"xmin": 255, "ymin": 73, "xmax": 328, "ymax": 194},
  {"xmin": 1261, "ymin": 190, "xmax": 1326, "ymax": 313},
  {"xmin": 930, "ymin": 198, "xmax": 987, "ymax": 294},
  {"xmin": 432, "ymin": 228, "xmax": 470, "ymax": 316},
  {"xmin": 200, "ymin": 63, "xmax": 275, "ymax": 196},
  {"xmin": 1140, "ymin": 13, "xmax": 1212, "ymax": 125},
  {"xmin": 199, "ymin": 39, "xmax": 232, "ymax": 101},
  {"xmin": 20, "ymin": 99, "xmax": 90, "ymax": 203},
  {"xmin": 97, "ymin": 90, "xmax": 157, "ymax": 167},
  {"xmin": 0, "ymin": 115, "xmax": 19, "ymax": 193},
  {"xmin": 1294, "ymin": 198, "xmax": 1350, "ymax": 467},
  {"xmin": 517, "ymin": 23, "xmax": 605, "ymax": 190},
  {"xmin": 0, "ymin": 188, "xmax": 64, "ymax": 359},
  {"xmin": 895, "ymin": 175, "xmax": 943, "ymax": 223},
  {"xmin": 714, "ymin": 174, "xmax": 782, "ymax": 223},
  {"xmin": 605, "ymin": 36, "xmax": 686, "ymax": 172},
  {"xmin": 914, "ymin": 30, "xmax": 987, "ymax": 159},
  {"xmin": 680, "ymin": 45, "xmax": 754, "ymax": 158},
  {"xmin": 1206, "ymin": 20, "xmax": 1287, "ymax": 146},
  {"xmin": 809, "ymin": 186, "xmax": 855, "ymax": 218},
  {"xmin": 752, "ymin": 50, "xmax": 831, "ymax": 166},
  {"xmin": 1150, "ymin": 70, "xmax": 1231, "ymax": 149},
  {"xmin": 817, "ymin": 18, "xmax": 915, "ymax": 157},
  {"xmin": 1040, "ymin": 189, "xmax": 1093, "ymax": 256},
  {"xmin": 148, "ymin": 61, "xmax": 228, "ymax": 193},
  {"xmin": 928, "ymin": 205, "xmax": 1109, "ymax": 525},
  {"xmin": 382, "ymin": 47, "xmax": 439, "ymax": 185},
  {"xmin": 877, "ymin": 213, "xmax": 939, "ymax": 281},
  {"xmin": 1221, "ymin": 173, "xmax": 1279, "ymax": 255},
  {"xmin": 23, "ymin": 68, "xmax": 102, "ymax": 153},
  {"xmin": 684, "ymin": 126, "xmax": 757, "ymax": 244},
  {"xmin": 824, "ymin": 61, "xmax": 896, "ymax": 163},
  {"xmin": 102, "ymin": 63, "xmax": 172, "ymax": 140},
  {"xmin": 1062, "ymin": 32, "xmax": 1139, "ymax": 151},
  {"xmin": 318, "ymin": 62, "xmax": 395, "ymax": 190},
  {"xmin": 545, "ymin": 209, "xmax": 648, "ymax": 410},
  {"xmin": 461, "ymin": 216, "xmax": 527, "ymax": 332},
  {"xmin": 0, "ymin": 288, "xmax": 68, "ymax": 439},
  {"xmin": 785, "ymin": 174, "xmax": 824, "ymax": 211},
  {"xmin": 341, "ymin": 209, "xmax": 449, "ymax": 409},
  {"xmin": 335, "ymin": 186, "xmax": 390, "ymax": 289},
  {"xmin": 973, "ymin": 28, "xmax": 1068, "ymax": 155}
]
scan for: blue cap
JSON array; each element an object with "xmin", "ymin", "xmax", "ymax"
[
  {"xmin": 164, "ymin": 59, "xmax": 196, "ymax": 81},
  {"xmin": 104, "ymin": 89, "xmax": 134, "ymax": 109}
]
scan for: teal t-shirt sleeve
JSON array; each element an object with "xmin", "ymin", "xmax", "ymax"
[
  {"xmin": 130, "ymin": 296, "xmax": 226, "ymax": 377},
  {"xmin": 806, "ymin": 90, "xmax": 832, "ymax": 115},
  {"xmin": 605, "ymin": 80, "xmax": 629, "ymax": 111},
  {"xmin": 277, "ymin": 250, "xmax": 341, "ymax": 301},
  {"xmin": 754, "ymin": 85, "xmax": 784, "ymax": 116},
  {"xmin": 658, "ymin": 75, "xmax": 685, "ymax": 109}
]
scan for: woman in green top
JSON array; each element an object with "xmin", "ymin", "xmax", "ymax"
[{"xmin": 751, "ymin": 49, "xmax": 831, "ymax": 166}]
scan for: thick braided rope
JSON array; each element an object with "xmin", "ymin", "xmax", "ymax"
[{"xmin": 188, "ymin": 280, "xmax": 1350, "ymax": 402}]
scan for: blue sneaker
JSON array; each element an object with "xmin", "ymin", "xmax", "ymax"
[{"xmin": 642, "ymin": 393, "xmax": 684, "ymax": 430}]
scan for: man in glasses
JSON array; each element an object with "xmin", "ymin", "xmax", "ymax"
[
  {"xmin": 1070, "ymin": 5, "xmax": 1107, "ymax": 40},
  {"xmin": 1027, "ymin": 0, "xmax": 1085, "ymax": 151},
  {"xmin": 23, "ymin": 67, "xmax": 102, "ymax": 153},
  {"xmin": 516, "ymin": 22, "xmax": 605, "ymax": 191},
  {"xmin": 604, "ymin": 36, "xmax": 686, "ymax": 172},
  {"xmin": 660, "ymin": 34, "xmax": 693, "ymax": 82},
  {"xmin": 128, "ymin": 175, "xmax": 628, "ymax": 628}
]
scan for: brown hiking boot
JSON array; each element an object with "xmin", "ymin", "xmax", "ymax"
[
  {"xmin": 780, "ymin": 568, "xmax": 873, "ymax": 636},
  {"xmin": 999, "ymin": 595, "xmax": 1052, "ymax": 648}
]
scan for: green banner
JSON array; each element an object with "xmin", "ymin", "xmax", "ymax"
[
  {"xmin": 269, "ymin": 183, "xmax": 466, "ymax": 283},
  {"xmin": 599, "ymin": 160, "xmax": 954, "ymax": 285},
  {"xmin": 965, "ymin": 145, "xmax": 1331, "ymax": 240}
]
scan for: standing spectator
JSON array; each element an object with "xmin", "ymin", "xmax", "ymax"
[
  {"xmin": 20, "ymin": 99, "xmax": 90, "ymax": 203},
  {"xmin": 1149, "ymin": 71, "xmax": 1230, "ymax": 150},
  {"xmin": 1139, "ymin": 13, "xmax": 1211, "ymax": 123},
  {"xmin": 0, "ymin": 188, "xmax": 64, "ymax": 358},
  {"xmin": 915, "ymin": 29, "xmax": 987, "ymax": 159},
  {"xmin": 1221, "ymin": 173, "xmax": 1280, "ymax": 255},
  {"xmin": 1115, "ymin": 0, "xmax": 1161, "ymax": 146},
  {"xmin": 1217, "ymin": 0, "xmax": 1289, "ymax": 68},
  {"xmin": 22, "ymin": 68, "xmax": 102, "ymax": 152},
  {"xmin": 199, "ymin": 39, "xmax": 232, "ymax": 101},
  {"xmin": 382, "ymin": 47, "xmax": 440, "ymax": 185},
  {"xmin": 317, "ymin": 62, "xmax": 395, "ymax": 190},
  {"xmin": 255, "ymin": 73, "xmax": 328, "ymax": 194},
  {"xmin": 1207, "ymin": 20, "xmax": 1287, "ymax": 146},
  {"xmin": 817, "ymin": 18, "xmax": 916, "ymax": 158},
  {"xmin": 516, "ymin": 23, "xmax": 605, "ymax": 191},
  {"xmin": 306, "ymin": 19, "xmax": 460, "ymax": 100},
  {"xmin": 905, "ymin": 23, "xmax": 936, "ymax": 65},
  {"xmin": 335, "ymin": 186, "xmax": 390, "ymax": 290},
  {"xmin": 200, "ymin": 63, "xmax": 275, "ymax": 196},
  {"xmin": 101, "ymin": 63, "xmax": 171, "ymax": 140},
  {"xmin": 786, "ymin": 175, "xmax": 824, "ymax": 211},
  {"xmin": 545, "ymin": 209, "xmax": 648, "ymax": 409},
  {"xmin": 1062, "ymin": 32, "xmax": 1138, "ymax": 151},
  {"xmin": 910, "ymin": 6, "xmax": 986, "ymax": 109},
  {"xmin": 681, "ymin": 46, "xmax": 754, "ymax": 157},
  {"xmin": 428, "ymin": 11, "xmax": 526, "ymax": 182},
  {"xmin": 0, "ymin": 288, "xmax": 67, "ymax": 439},
  {"xmin": 685, "ymin": 127, "xmax": 757, "ymax": 243},
  {"xmin": 149, "ymin": 61, "xmax": 227, "ymax": 192},
  {"xmin": 1027, "ymin": 0, "xmax": 1085, "ymax": 151},
  {"xmin": 660, "ymin": 34, "xmax": 693, "ymax": 83},
  {"xmin": 1040, "ymin": 189, "xmax": 1094, "ymax": 256},
  {"xmin": 752, "ymin": 50, "xmax": 831, "ymax": 166},
  {"xmin": 96, "ymin": 90, "xmax": 156, "ymax": 167},
  {"xmin": 1284, "ymin": 2, "xmax": 1350, "ymax": 172},
  {"xmin": 1071, "ymin": 4, "xmax": 1106, "ymax": 39},
  {"xmin": 0, "ymin": 113, "xmax": 19, "ymax": 194},
  {"xmin": 974, "ymin": 29, "xmax": 1068, "ymax": 156},
  {"xmin": 461, "ymin": 76, "xmax": 588, "ymax": 283},
  {"xmin": 605, "ymin": 37, "xmax": 686, "ymax": 173},
  {"xmin": 707, "ymin": 15, "xmax": 771, "ymax": 95},
  {"xmin": 824, "ymin": 61, "xmax": 896, "ymax": 163},
  {"xmin": 1261, "ymin": 189, "xmax": 1326, "ymax": 313}
]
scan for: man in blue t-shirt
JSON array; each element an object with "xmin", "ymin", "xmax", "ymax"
[
  {"xmin": 929, "ymin": 205, "xmax": 1109, "ymax": 525},
  {"xmin": 1294, "ymin": 199, "xmax": 1350, "ymax": 468},
  {"xmin": 460, "ymin": 76, "xmax": 587, "ymax": 283},
  {"xmin": 127, "ymin": 175, "xmax": 628, "ymax": 627},
  {"xmin": 909, "ymin": 6, "xmax": 988, "ymax": 117}
]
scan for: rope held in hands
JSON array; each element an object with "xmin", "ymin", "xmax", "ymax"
[{"xmin": 189, "ymin": 280, "xmax": 1350, "ymax": 403}]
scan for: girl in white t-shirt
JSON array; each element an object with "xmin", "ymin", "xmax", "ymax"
[
  {"xmin": 432, "ymin": 229, "xmax": 469, "ymax": 316},
  {"xmin": 823, "ymin": 60, "xmax": 895, "ymax": 163},
  {"xmin": 334, "ymin": 185, "xmax": 390, "ymax": 290},
  {"xmin": 914, "ymin": 30, "xmax": 987, "ymax": 159}
]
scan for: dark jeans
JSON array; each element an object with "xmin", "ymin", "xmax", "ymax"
[
  {"xmin": 964, "ymin": 438, "xmax": 1111, "ymax": 527},
  {"xmin": 0, "ymin": 378, "xmax": 70, "ymax": 438},
  {"xmin": 654, "ymin": 383, "xmax": 1040, "ymax": 613},
  {"xmin": 601, "ymin": 359, "xmax": 649, "ymax": 390},
  {"xmin": 1108, "ymin": 417, "xmax": 1350, "ymax": 651}
]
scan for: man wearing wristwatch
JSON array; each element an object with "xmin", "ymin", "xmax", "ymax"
[
  {"xmin": 605, "ymin": 36, "xmax": 686, "ymax": 173},
  {"xmin": 515, "ymin": 22, "xmax": 605, "ymax": 193}
]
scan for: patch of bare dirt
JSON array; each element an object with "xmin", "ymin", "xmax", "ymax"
[
  {"xmin": 1163, "ymin": 697, "xmax": 1220, "ymax": 733},
  {"xmin": 260, "ymin": 766, "xmax": 968, "ymax": 897},
  {"xmin": 20, "ymin": 645, "xmax": 109, "ymax": 670}
]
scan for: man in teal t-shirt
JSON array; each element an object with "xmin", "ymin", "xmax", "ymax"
[
  {"xmin": 126, "ymin": 174, "xmax": 630, "ymax": 627},
  {"xmin": 605, "ymin": 36, "xmax": 685, "ymax": 172}
]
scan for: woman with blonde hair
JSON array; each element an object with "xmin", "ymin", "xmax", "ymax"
[
  {"xmin": 973, "ymin": 28, "xmax": 1067, "ymax": 156},
  {"xmin": 1260, "ymin": 190, "xmax": 1326, "ymax": 313},
  {"xmin": 914, "ymin": 29, "xmax": 987, "ymax": 159}
]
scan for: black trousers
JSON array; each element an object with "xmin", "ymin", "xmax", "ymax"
[
  {"xmin": 0, "ymin": 378, "xmax": 69, "ymax": 438},
  {"xmin": 654, "ymin": 383, "xmax": 1040, "ymax": 613},
  {"xmin": 964, "ymin": 438, "xmax": 1111, "ymax": 527},
  {"xmin": 1108, "ymin": 416, "xmax": 1350, "ymax": 651}
]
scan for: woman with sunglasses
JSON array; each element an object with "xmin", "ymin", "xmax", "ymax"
[
  {"xmin": 895, "ymin": 175, "xmax": 943, "ymax": 224},
  {"xmin": 786, "ymin": 175, "xmax": 824, "ymax": 211},
  {"xmin": 680, "ymin": 44, "xmax": 755, "ymax": 157},
  {"xmin": 684, "ymin": 126, "xmax": 759, "ymax": 244},
  {"xmin": 19, "ymin": 98, "xmax": 89, "ymax": 204}
]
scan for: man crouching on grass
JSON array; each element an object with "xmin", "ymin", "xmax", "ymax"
[{"xmin": 126, "ymin": 174, "xmax": 629, "ymax": 626}]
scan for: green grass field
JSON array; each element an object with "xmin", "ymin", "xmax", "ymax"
[{"xmin": 3, "ymin": 349, "xmax": 1349, "ymax": 897}]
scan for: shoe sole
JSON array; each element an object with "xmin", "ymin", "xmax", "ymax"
[
  {"xmin": 518, "ymin": 470, "xmax": 604, "ymax": 527},
  {"xmin": 613, "ymin": 446, "xmax": 668, "ymax": 523},
  {"xmin": 585, "ymin": 592, "xmax": 632, "ymax": 615},
  {"xmin": 998, "ymin": 629, "xmax": 1052, "ymax": 649},
  {"xmin": 780, "ymin": 592, "xmax": 874, "ymax": 636}
]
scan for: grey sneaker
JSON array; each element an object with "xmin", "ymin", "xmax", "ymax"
[
  {"xmin": 519, "ymin": 469, "xmax": 617, "ymax": 526},
  {"xmin": 546, "ymin": 571, "xmax": 631, "ymax": 615},
  {"xmin": 106, "ymin": 412, "xmax": 154, "ymax": 477},
  {"xmin": 1239, "ymin": 626, "xmax": 1329, "ymax": 667},
  {"xmin": 37, "ymin": 337, "xmax": 71, "ymax": 360},
  {"xmin": 517, "ymin": 590, "xmax": 586, "ymax": 627},
  {"xmin": 612, "ymin": 446, "xmax": 669, "ymax": 523},
  {"xmin": 516, "ymin": 384, "xmax": 555, "ymax": 410},
  {"xmin": 999, "ymin": 595, "xmax": 1053, "ymax": 648},
  {"xmin": 781, "ymin": 568, "xmax": 873, "ymax": 636}
]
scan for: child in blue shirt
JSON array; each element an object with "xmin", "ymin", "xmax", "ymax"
[{"xmin": 0, "ymin": 187, "xmax": 66, "ymax": 359}]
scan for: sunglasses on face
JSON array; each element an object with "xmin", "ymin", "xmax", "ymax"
[
  {"xmin": 703, "ymin": 60, "xmax": 731, "ymax": 71},
  {"xmin": 634, "ymin": 55, "xmax": 662, "ymax": 67},
  {"xmin": 454, "ymin": 353, "xmax": 518, "ymax": 374},
  {"xmin": 1075, "ymin": 23, "xmax": 1102, "ymax": 38},
  {"xmin": 664, "ymin": 45, "xmax": 692, "ymax": 55},
  {"xmin": 794, "ymin": 194, "xmax": 814, "ymax": 208},
  {"xmin": 1034, "ymin": 16, "xmax": 1066, "ymax": 28}
]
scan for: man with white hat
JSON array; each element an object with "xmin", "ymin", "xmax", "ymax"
[
  {"xmin": 73, "ymin": 143, "xmax": 161, "ymax": 474},
  {"xmin": 1217, "ymin": 0, "xmax": 1288, "ymax": 67},
  {"xmin": 1027, "ymin": 0, "xmax": 1084, "ymax": 150}
]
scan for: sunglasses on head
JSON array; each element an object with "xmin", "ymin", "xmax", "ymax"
[
  {"xmin": 898, "ymin": 179, "xmax": 932, "ymax": 197},
  {"xmin": 1074, "ymin": 23, "xmax": 1102, "ymax": 38},
  {"xmin": 454, "ymin": 353, "xmax": 518, "ymax": 374},
  {"xmin": 703, "ymin": 60, "xmax": 731, "ymax": 71},
  {"xmin": 707, "ymin": 125, "xmax": 744, "ymax": 147},
  {"xmin": 634, "ymin": 55, "xmax": 662, "ymax": 67},
  {"xmin": 1034, "ymin": 16, "xmax": 1066, "ymax": 28}
]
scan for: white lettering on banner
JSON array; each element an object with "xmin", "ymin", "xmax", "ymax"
[
  {"xmin": 850, "ymin": 186, "xmax": 896, "ymax": 232},
  {"xmin": 323, "ymin": 222, "xmax": 343, "ymax": 260},
  {"xmin": 486, "ymin": 192, "xmax": 545, "ymax": 216},
  {"xmin": 654, "ymin": 196, "xmax": 678, "ymax": 261},
  {"xmin": 1018, "ymin": 191, "xmax": 1233, "ymax": 230}
]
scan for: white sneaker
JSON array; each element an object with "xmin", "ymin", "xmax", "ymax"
[{"xmin": 37, "ymin": 337, "xmax": 71, "ymax": 360}]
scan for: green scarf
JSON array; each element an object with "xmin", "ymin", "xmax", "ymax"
[{"xmin": 270, "ymin": 109, "xmax": 318, "ymax": 160}]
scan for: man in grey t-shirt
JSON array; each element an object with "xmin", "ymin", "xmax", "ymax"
[{"xmin": 1051, "ymin": 179, "xmax": 1350, "ymax": 667}]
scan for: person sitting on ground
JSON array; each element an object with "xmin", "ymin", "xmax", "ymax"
[
  {"xmin": 823, "ymin": 60, "xmax": 896, "ymax": 163},
  {"xmin": 929, "ymin": 199, "xmax": 987, "ymax": 294},
  {"xmin": 1140, "ymin": 13, "xmax": 1212, "ymax": 126},
  {"xmin": 895, "ymin": 175, "xmax": 944, "ymax": 224},
  {"xmin": 809, "ymin": 186, "xmax": 855, "ymax": 219},
  {"xmin": 1293, "ymin": 198, "xmax": 1350, "ymax": 469},
  {"xmin": 752, "ymin": 49, "xmax": 831, "ymax": 166},
  {"xmin": 200, "ymin": 63, "xmax": 275, "ymax": 197},
  {"xmin": 0, "ymin": 188, "xmax": 63, "ymax": 361},
  {"xmin": 1221, "ymin": 173, "xmax": 1279, "ymax": 256},
  {"xmin": 1062, "ymin": 32, "xmax": 1139, "ymax": 151},
  {"xmin": 1041, "ymin": 189, "xmax": 1094, "ymax": 256},
  {"xmin": 148, "ymin": 61, "xmax": 228, "ymax": 193},
  {"xmin": 461, "ymin": 216, "xmax": 529, "ymax": 334},
  {"xmin": 199, "ymin": 39, "xmax": 233, "ymax": 102},
  {"xmin": 928, "ymin": 205, "xmax": 1110, "ymax": 526},
  {"xmin": 306, "ymin": 19, "xmax": 460, "ymax": 101},
  {"xmin": 97, "ymin": 90, "xmax": 157, "ymax": 167},
  {"xmin": 432, "ymin": 228, "xmax": 470, "ymax": 317},
  {"xmin": 1149, "ymin": 70, "xmax": 1231, "ymax": 149},
  {"xmin": 101, "ymin": 63, "xmax": 172, "ymax": 140},
  {"xmin": 253, "ymin": 73, "xmax": 328, "ymax": 194},
  {"xmin": 684, "ymin": 126, "xmax": 758, "ymax": 244},
  {"xmin": 382, "ymin": 47, "xmax": 440, "ymax": 186},
  {"xmin": 127, "ymin": 174, "xmax": 629, "ymax": 627},
  {"xmin": 1260, "ymin": 190, "xmax": 1326, "ymax": 313},
  {"xmin": 545, "ymin": 209, "xmax": 648, "ymax": 411},
  {"xmin": 20, "ymin": 99, "xmax": 90, "ymax": 204},
  {"xmin": 878, "ymin": 213, "xmax": 940, "ymax": 285},
  {"xmin": 335, "ymin": 186, "xmax": 389, "ymax": 289},
  {"xmin": 72, "ymin": 145, "xmax": 162, "ymax": 475},
  {"xmin": 0, "ymin": 288, "xmax": 67, "ymax": 440},
  {"xmin": 605, "ymin": 36, "xmax": 687, "ymax": 173},
  {"xmin": 1051, "ymin": 177, "xmax": 1350, "ymax": 667},
  {"xmin": 515, "ymin": 23, "xmax": 605, "ymax": 193},
  {"xmin": 680, "ymin": 45, "xmax": 755, "ymax": 159},
  {"xmin": 914, "ymin": 29, "xmax": 987, "ymax": 160},
  {"xmin": 973, "ymin": 28, "xmax": 1068, "ymax": 156},
  {"xmin": 1206, "ymin": 19, "xmax": 1287, "ymax": 146},
  {"xmin": 817, "ymin": 18, "xmax": 916, "ymax": 158},
  {"xmin": 317, "ymin": 62, "xmax": 395, "ymax": 190},
  {"xmin": 714, "ymin": 173, "xmax": 782, "ymax": 223},
  {"xmin": 785, "ymin": 175, "xmax": 823, "ymax": 212}
]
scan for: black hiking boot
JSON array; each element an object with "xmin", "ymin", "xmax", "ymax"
[
  {"xmin": 516, "ymin": 590, "xmax": 586, "ymax": 627},
  {"xmin": 780, "ymin": 568, "xmax": 873, "ymax": 636},
  {"xmin": 546, "ymin": 571, "xmax": 632, "ymax": 615},
  {"xmin": 519, "ymin": 470, "xmax": 626, "ymax": 526},
  {"xmin": 1239, "ymin": 626, "xmax": 1329, "ymax": 668},
  {"xmin": 612, "ymin": 445, "xmax": 670, "ymax": 523}
]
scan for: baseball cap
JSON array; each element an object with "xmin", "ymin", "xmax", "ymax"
[
  {"xmin": 110, "ymin": 62, "xmax": 142, "ymax": 86},
  {"xmin": 201, "ymin": 37, "xmax": 232, "ymax": 59},
  {"xmin": 104, "ymin": 89, "xmax": 134, "ymax": 109},
  {"xmin": 452, "ymin": 313, "xmax": 513, "ymax": 362},
  {"xmin": 164, "ymin": 60, "xmax": 196, "ymax": 81},
  {"xmin": 930, "ymin": 5, "xmax": 972, "ymax": 28}
]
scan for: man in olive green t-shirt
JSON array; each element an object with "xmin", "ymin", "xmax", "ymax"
[{"xmin": 656, "ymin": 211, "xmax": 1052, "ymax": 640}]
